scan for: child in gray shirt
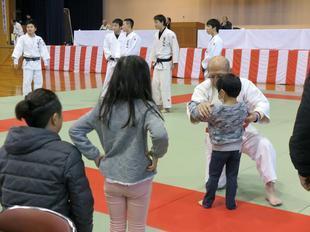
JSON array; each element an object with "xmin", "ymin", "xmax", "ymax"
[
  {"xmin": 188, "ymin": 73, "xmax": 248, "ymax": 210},
  {"xmin": 69, "ymin": 56, "xmax": 168, "ymax": 230}
]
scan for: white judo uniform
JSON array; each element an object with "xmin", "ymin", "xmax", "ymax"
[
  {"xmin": 103, "ymin": 32, "xmax": 126, "ymax": 87},
  {"xmin": 124, "ymin": 31, "xmax": 141, "ymax": 56},
  {"xmin": 188, "ymin": 78, "xmax": 277, "ymax": 187},
  {"xmin": 12, "ymin": 33, "xmax": 50, "ymax": 96},
  {"xmin": 201, "ymin": 34, "xmax": 223, "ymax": 76},
  {"xmin": 13, "ymin": 22, "xmax": 24, "ymax": 45},
  {"xmin": 151, "ymin": 28, "xmax": 179, "ymax": 109}
]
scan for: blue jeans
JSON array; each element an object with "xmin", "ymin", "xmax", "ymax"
[{"xmin": 203, "ymin": 150, "xmax": 241, "ymax": 209}]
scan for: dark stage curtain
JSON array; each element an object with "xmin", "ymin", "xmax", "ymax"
[
  {"xmin": 16, "ymin": 0, "xmax": 64, "ymax": 45},
  {"xmin": 45, "ymin": 0, "xmax": 65, "ymax": 45},
  {"xmin": 16, "ymin": 0, "xmax": 102, "ymax": 44},
  {"xmin": 64, "ymin": 0, "xmax": 103, "ymax": 31}
]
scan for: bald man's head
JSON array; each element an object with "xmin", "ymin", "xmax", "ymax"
[
  {"xmin": 207, "ymin": 56, "xmax": 231, "ymax": 86},
  {"xmin": 207, "ymin": 56, "xmax": 230, "ymax": 75}
]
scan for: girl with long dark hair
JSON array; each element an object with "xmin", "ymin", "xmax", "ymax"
[{"xmin": 70, "ymin": 55, "xmax": 169, "ymax": 232}]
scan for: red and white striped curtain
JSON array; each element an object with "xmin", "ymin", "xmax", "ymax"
[{"xmin": 45, "ymin": 46, "xmax": 310, "ymax": 85}]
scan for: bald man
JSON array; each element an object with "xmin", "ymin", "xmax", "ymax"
[
  {"xmin": 188, "ymin": 56, "xmax": 282, "ymax": 206},
  {"xmin": 99, "ymin": 19, "xmax": 110, "ymax": 30}
]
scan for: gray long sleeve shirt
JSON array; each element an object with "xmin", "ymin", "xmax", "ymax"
[{"xmin": 69, "ymin": 99, "xmax": 168, "ymax": 184}]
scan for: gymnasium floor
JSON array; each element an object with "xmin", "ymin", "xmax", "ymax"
[{"xmin": 0, "ymin": 67, "xmax": 309, "ymax": 231}]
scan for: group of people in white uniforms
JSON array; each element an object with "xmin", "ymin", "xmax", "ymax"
[
  {"xmin": 189, "ymin": 18, "xmax": 282, "ymax": 206},
  {"xmin": 12, "ymin": 20, "xmax": 50, "ymax": 97},
  {"xmin": 102, "ymin": 15, "xmax": 179, "ymax": 114},
  {"xmin": 102, "ymin": 18, "xmax": 142, "ymax": 88}
]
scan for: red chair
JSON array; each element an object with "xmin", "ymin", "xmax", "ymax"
[{"xmin": 0, "ymin": 206, "xmax": 76, "ymax": 232}]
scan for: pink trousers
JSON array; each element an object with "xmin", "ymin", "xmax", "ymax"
[{"xmin": 104, "ymin": 179, "xmax": 153, "ymax": 232}]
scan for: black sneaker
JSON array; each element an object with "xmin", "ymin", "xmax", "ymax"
[
  {"xmin": 202, "ymin": 195, "xmax": 213, "ymax": 208},
  {"xmin": 226, "ymin": 202, "xmax": 237, "ymax": 210}
]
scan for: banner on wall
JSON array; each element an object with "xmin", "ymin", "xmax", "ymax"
[
  {"xmin": 1, "ymin": 0, "xmax": 7, "ymax": 33},
  {"xmin": 198, "ymin": 29, "xmax": 310, "ymax": 50},
  {"xmin": 44, "ymin": 46, "xmax": 309, "ymax": 86}
]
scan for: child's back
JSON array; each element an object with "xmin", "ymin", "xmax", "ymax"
[
  {"xmin": 70, "ymin": 99, "xmax": 168, "ymax": 184},
  {"xmin": 70, "ymin": 55, "xmax": 169, "ymax": 231},
  {"xmin": 188, "ymin": 73, "xmax": 249, "ymax": 210},
  {"xmin": 208, "ymin": 102, "xmax": 248, "ymax": 151},
  {"xmin": 203, "ymin": 102, "xmax": 248, "ymax": 210}
]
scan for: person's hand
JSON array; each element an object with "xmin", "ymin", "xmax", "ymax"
[
  {"xmin": 171, "ymin": 63, "xmax": 177, "ymax": 70},
  {"xmin": 44, "ymin": 60, "xmax": 50, "ymax": 69},
  {"xmin": 197, "ymin": 102, "xmax": 213, "ymax": 119},
  {"xmin": 13, "ymin": 64, "xmax": 18, "ymax": 69},
  {"xmin": 147, "ymin": 157, "xmax": 158, "ymax": 172},
  {"xmin": 245, "ymin": 112, "xmax": 260, "ymax": 125},
  {"xmin": 95, "ymin": 155, "xmax": 104, "ymax": 168},
  {"xmin": 299, "ymin": 175, "xmax": 310, "ymax": 191},
  {"xmin": 243, "ymin": 112, "xmax": 259, "ymax": 128}
]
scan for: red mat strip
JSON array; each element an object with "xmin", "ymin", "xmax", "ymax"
[{"xmin": 85, "ymin": 168, "xmax": 310, "ymax": 232}]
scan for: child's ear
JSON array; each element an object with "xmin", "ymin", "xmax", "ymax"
[
  {"xmin": 219, "ymin": 89, "xmax": 225, "ymax": 98},
  {"xmin": 51, "ymin": 113, "xmax": 58, "ymax": 126}
]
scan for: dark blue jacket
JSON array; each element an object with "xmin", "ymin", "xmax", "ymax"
[
  {"xmin": 290, "ymin": 77, "xmax": 310, "ymax": 177},
  {"xmin": 0, "ymin": 127, "xmax": 94, "ymax": 232}
]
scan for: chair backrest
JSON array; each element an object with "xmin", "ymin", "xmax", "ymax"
[{"xmin": 0, "ymin": 206, "xmax": 76, "ymax": 232}]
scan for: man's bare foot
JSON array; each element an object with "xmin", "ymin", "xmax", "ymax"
[
  {"xmin": 157, "ymin": 105, "xmax": 163, "ymax": 111},
  {"xmin": 161, "ymin": 108, "xmax": 171, "ymax": 113},
  {"xmin": 265, "ymin": 182, "xmax": 282, "ymax": 207}
]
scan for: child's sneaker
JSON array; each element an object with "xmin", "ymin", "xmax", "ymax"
[
  {"xmin": 226, "ymin": 201, "xmax": 237, "ymax": 210},
  {"xmin": 202, "ymin": 194, "xmax": 213, "ymax": 208}
]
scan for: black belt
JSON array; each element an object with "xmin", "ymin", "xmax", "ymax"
[
  {"xmin": 107, "ymin": 57, "xmax": 119, "ymax": 62},
  {"xmin": 24, "ymin": 57, "xmax": 40, "ymax": 61},
  {"xmin": 154, "ymin": 57, "xmax": 172, "ymax": 67}
]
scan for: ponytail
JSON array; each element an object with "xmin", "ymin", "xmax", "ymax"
[
  {"xmin": 15, "ymin": 89, "xmax": 62, "ymax": 128},
  {"xmin": 15, "ymin": 99, "xmax": 31, "ymax": 121}
]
